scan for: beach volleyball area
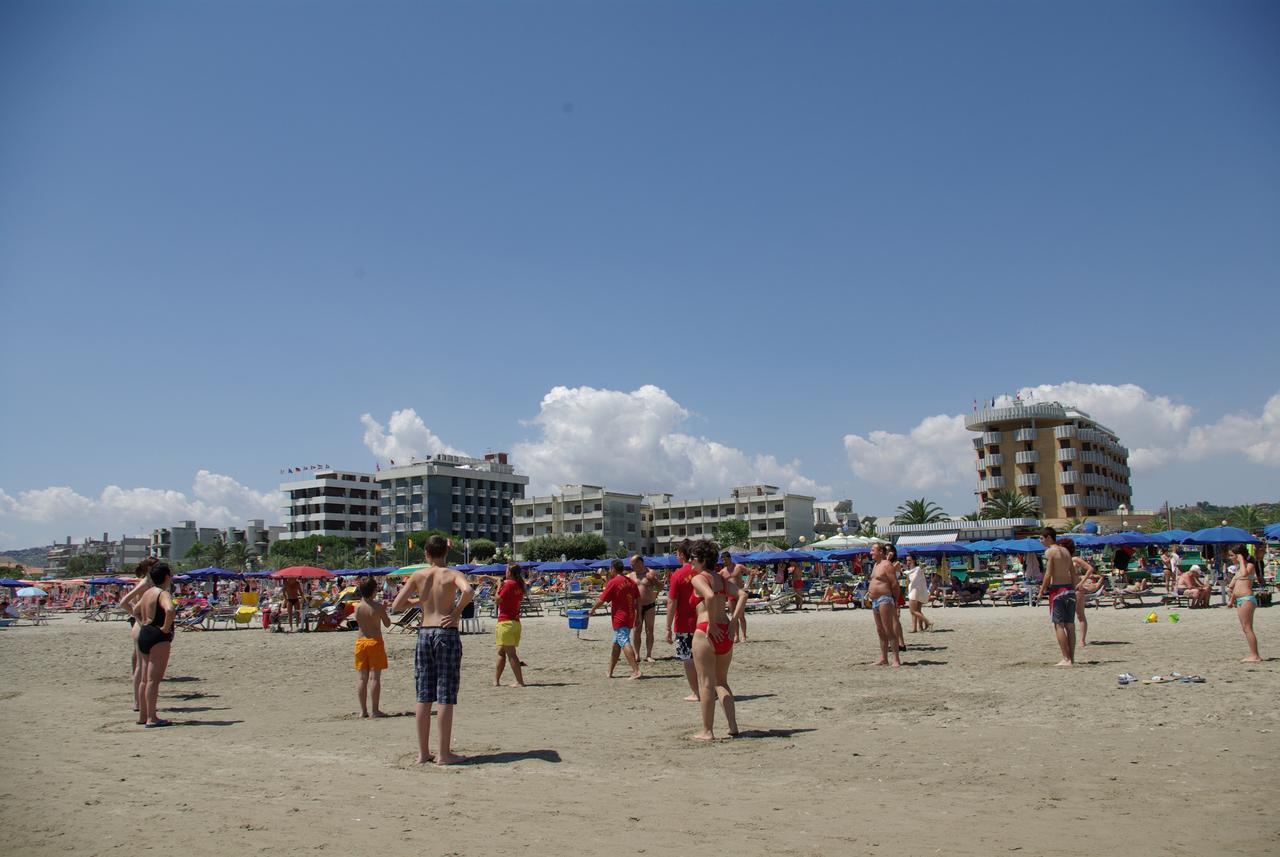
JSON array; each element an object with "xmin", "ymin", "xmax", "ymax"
[{"xmin": 1, "ymin": 605, "xmax": 1276, "ymax": 857}]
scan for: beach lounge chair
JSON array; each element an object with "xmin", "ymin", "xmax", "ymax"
[
  {"xmin": 393, "ymin": 606, "xmax": 421, "ymax": 633},
  {"xmin": 177, "ymin": 606, "xmax": 211, "ymax": 631},
  {"xmin": 80, "ymin": 604, "xmax": 110, "ymax": 622},
  {"xmin": 229, "ymin": 592, "xmax": 260, "ymax": 629}
]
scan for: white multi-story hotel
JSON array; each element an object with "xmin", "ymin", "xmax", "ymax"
[
  {"xmin": 643, "ymin": 485, "xmax": 815, "ymax": 554},
  {"xmin": 511, "ymin": 485, "xmax": 644, "ymax": 558},
  {"xmin": 376, "ymin": 453, "xmax": 528, "ymax": 548},
  {"xmin": 278, "ymin": 470, "xmax": 381, "ymax": 548}
]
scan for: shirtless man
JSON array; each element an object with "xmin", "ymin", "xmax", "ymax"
[
  {"xmin": 867, "ymin": 543, "xmax": 902, "ymax": 667},
  {"xmin": 353, "ymin": 576, "xmax": 391, "ymax": 718},
  {"xmin": 282, "ymin": 576, "xmax": 303, "ymax": 629},
  {"xmin": 1035, "ymin": 527, "xmax": 1080, "ymax": 666},
  {"xmin": 390, "ymin": 536, "xmax": 475, "ymax": 766},
  {"xmin": 629, "ymin": 555, "xmax": 660, "ymax": 662}
]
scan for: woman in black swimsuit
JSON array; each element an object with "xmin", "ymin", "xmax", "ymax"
[
  {"xmin": 119, "ymin": 557, "xmax": 159, "ymax": 715},
  {"xmin": 133, "ymin": 562, "xmax": 176, "ymax": 728}
]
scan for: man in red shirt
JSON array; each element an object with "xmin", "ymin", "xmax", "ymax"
[
  {"xmin": 664, "ymin": 540, "xmax": 700, "ymax": 701},
  {"xmin": 587, "ymin": 559, "xmax": 641, "ymax": 679}
]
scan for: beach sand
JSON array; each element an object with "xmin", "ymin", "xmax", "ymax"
[{"xmin": 1, "ymin": 603, "xmax": 1277, "ymax": 856}]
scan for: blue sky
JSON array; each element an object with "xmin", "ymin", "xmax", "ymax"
[{"xmin": 2, "ymin": 1, "xmax": 1278, "ymax": 547}]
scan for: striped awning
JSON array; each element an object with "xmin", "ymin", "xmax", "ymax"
[{"xmin": 896, "ymin": 533, "xmax": 959, "ymax": 546}]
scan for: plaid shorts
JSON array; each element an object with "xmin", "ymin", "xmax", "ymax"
[
  {"xmin": 674, "ymin": 632, "xmax": 694, "ymax": 662},
  {"xmin": 415, "ymin": 627, "xmax": 462, "ymax": 705}
]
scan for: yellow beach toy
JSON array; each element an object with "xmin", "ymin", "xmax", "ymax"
[{"xmin": 1145, "ymin": 611, "xmax": 1159, "ymax": 624}]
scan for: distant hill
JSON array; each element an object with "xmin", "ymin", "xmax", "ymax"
[{"xmin": 0, "ymin": 546, "xmax": 49, "ymax": 568}]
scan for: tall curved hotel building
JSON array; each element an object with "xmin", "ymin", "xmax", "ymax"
[{"xmin": 966, "ymin": 401, "xmax": 1133, "ymax": 522}]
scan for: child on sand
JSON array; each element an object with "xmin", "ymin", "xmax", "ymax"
[{"xmin": 353, "ymin": 576, "xmax": 391, "ymax": 718}]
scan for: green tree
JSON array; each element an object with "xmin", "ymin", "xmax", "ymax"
[
  {"xmin": 858, "ymin": 516, "xmax": 879, "ymax": 538},
  {"xmin": 893, "ymin": 498, "xmax": 949, "ymax": 525},
  {"xmin": 833, "ymin": 499, "xmax": 853, "ymax": 514},
  {"xmin": 206, "ymin": 537, "xmax": 229, "ymax": 569},
  {"xmin": 268, "ymin": 534, "xmax": 361, "ymax": 568},
  {"xmin": 520, "ymin": 533, "xmax": 608, "ymax": 561},
  {"xmin": 980, "ymin": 490, "xmax": 1040, "ymax": 520},
  {"xmin": 67, "ymin": 552, "xmax": 107, "ymax": 578},
  {"xmin": 1228, "ymin": 504, "xmax": 1265, "ymax": 531},
  {"xmin": 765, "ymin": 536, "xmax": 791, "ymax": 550},
  {"xmin": 714, "ymin": 519, "xmax": 750, "ymax": 548},
  {"xmin": 226, "ymin": 541, "xmax": 249, "ymax": 571},
  {"xmin": 468, "ymin": 539, "xmax": 497, "ymax": 562},
  {"xmin": 183, "ymin": 542, "xmax": 209, "ymax": 567}
]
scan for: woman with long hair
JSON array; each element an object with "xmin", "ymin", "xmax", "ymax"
[
  {"xmin": 132, "ymin": 562, "xmax": 176, "ymax": 727},
  {"xmin": 494, "ymin": 564, "xmax": 527, "ymax": 687},
  {"xmin": 690, "ymin": 541, "xmax": 745, "ymax": 740},
  {"xmin": 118, "ymin": 557, "xmax": 159, "ymax": 716},
  {"xmin": 1229, "ymin": 545, "xmax": 1262, "ymax": 663}
]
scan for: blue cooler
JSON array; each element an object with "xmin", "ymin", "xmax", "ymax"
[{"xmin": 567, "ymin": 609, "xmax": 590, "ymax": 630}]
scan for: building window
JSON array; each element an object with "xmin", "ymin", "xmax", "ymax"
[
  {"xmin": 594, "ymin": 503, "xmax": 602, "ymax": 512},
  {"xmin": 773, "ymin": 503, "xmax": 783, "ymax": 512},
  {"xmin": 627, "ymin": 523, "xmax": 636, "ymax": 533},
  {"xmin": 574, "ymin": 524, "xmax": 582, "ymax": 533},
  {"xmin": 524, "ymin": 527, "xmax": 533, "ymax": 536}
]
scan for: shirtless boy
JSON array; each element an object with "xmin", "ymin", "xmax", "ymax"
[
  {"xmin": 353, "ymin": 576, "xmax": 391, "ymax": 718},
  {"xmin": 867, "ymin": 543, "xmax": 902, "ymax": 667},
  {"xmin": 1036, "ymin": 527, "xmax": 1080, "ymax": 666},
  {"xmin": 390, "ymin": 536, "xmax": 475, "ymax": 765},
  {"xmin": 629, "ymin": 555, "xmax": 660, "ymax": 662}
]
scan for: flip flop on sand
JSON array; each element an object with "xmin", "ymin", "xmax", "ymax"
[
  {"xmin": 145, "ymin": 719, "xmax": 172, "ymax": 728},
  {"xmin": 1142, "ymin": 676, "xmax": 1178, "ymax": 684}
]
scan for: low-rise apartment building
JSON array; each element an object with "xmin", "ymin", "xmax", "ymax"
[
  {"xmin": 644, "ymin": 485, "xmax": 815, "ymax": 554},
  {"xmin": 278, "ymin": 470, "xmax": 381, "ymax": 548},
  {"xmin": 511, "ymin": 485, "xmax": 644, "ymax": 558},
  {"xmin": 377, "ymin": 453, "xmax": 528, "ymax": 548}
]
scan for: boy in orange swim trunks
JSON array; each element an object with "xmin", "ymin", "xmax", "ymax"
[{"xmin": 353, "ymin": 577, "xmax": 392, "ymax": 718}]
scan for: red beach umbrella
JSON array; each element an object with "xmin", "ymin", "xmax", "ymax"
[{"xmin": 270, "ymin": 566, "xmax": 335, "ymax": 579}]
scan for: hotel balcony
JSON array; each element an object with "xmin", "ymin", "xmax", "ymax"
[
  {"xmin": 1062, "ymin": 494, "xmax": 1084, "ymax": 507},
  {"xmin": 976, "ymin": 453, "xmax": 1003, "ymax": 470},
  {"xmin": 1012, "ymin": 428, "xmax": 1038, "ymax": 442},
  {"xmin": 1014, "ymin": 450, "xmax": 1039, "ymax": 465},
  {"xmin": 1053, "ymin": 425, "xmax": 1077, "ymax": 440},
  {"xmin": 1016, "ymin": 473, "xmax": 1040, "ymax": 487},
  {"xmin": 982, "ymin": 431, "xmax": 1002, "ymax": 445},
  {"xmin": 978, "ymin": 476, "xmax": 1006, "ymax": 491},
  {"xmin": 1056, "ymin": 448, "xmax": 1078, "ymax": 461},
  {"xmin": 1057, "ymin": 471, "xmax": 1077, "ymax": 484}
]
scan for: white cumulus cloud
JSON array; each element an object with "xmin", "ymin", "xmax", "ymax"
[
  {"xmin": 843, "ymin": 414, "xmax": 973, "ymax": 492},
  {"xmin": 512, "ymin": 385, "xmax": 827, "ymax": 497},
  {"xmin": 360, "ymin": 408, "xmax": 466, "ymax": 463},
  {"xmin": 0, "ymin": 471, "xmax": 280, "ymax": 547},
  {"xmin": 1182, "ymin": 393, "xmax": 1280, "ymax": 467}
]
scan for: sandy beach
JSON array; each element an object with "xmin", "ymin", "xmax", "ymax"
[{"xmin": 1, "ymin": 603, "xmax": 1277, "ymax": 857}]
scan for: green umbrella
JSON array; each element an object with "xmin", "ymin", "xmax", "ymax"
[{"xmin": 388, "ymin": 563, "xmax": 429, "ymax": 577}]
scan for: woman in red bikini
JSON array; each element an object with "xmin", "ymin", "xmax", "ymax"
[{"xmin": 690, "ymin": 541, "xmax": 745, "ymax": 740}]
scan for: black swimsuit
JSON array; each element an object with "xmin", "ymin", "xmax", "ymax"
[{"xmin": 137, "ymin": 597, "xmax": 174, "ymax": 655}]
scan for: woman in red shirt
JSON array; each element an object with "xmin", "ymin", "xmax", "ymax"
[{"xmin": 494, "ymin": 565, "xmax": 527, "ymax": 687}]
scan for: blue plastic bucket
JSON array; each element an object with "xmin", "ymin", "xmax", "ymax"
[{"xmin": 567, "ymin": 609, "xmax": 589, "ymax": 630}]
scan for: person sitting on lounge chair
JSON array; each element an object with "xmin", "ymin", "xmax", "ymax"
[{"xmin": 1177, "ymin": 566, "xmax": 1210, "ymax": 608}]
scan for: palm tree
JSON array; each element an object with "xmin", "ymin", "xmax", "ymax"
[
  {"xmin": 858, "ymin": 517, "xmax": 879, "ymax": 538},
  {"xmin": 206, "ymin": 538, "xmax": 230, "ymax": 569},
  {"xmin": 893, "ymin": 498, "xmax": 949, "ymax": 525},
  {"xmin": 1228, "ymin": 504, "xmax": 1265, "ymax": 531},
  {"xmin": 183, "ymin": 542, "xmax": 209, "ymax": 568},
  {"xmin": 981, "ymin": 489, "xmax": 1040, "ymax": 520},
  {"xmin": 226, "ymin": 542, "xmax": 249, "ymax": 571}
]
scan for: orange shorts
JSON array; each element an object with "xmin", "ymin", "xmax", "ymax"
[{"xmin": 353, "ymin": 637, "xmax": 388, "ymax": 671}]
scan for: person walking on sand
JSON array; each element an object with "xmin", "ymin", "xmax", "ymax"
[
  {"xmin": 867, "ymin": 543, "xmax": 902, "ymax": 667},
  {"xmin": 494, "ymin": 564, "xmax": 527, "ymax": 687},
  {"xmin": 904, "ymin": 553, "xmax": 933, "ymax": 632},
  {"xmin": 1061, "ymin": 538, "xmax": 1101, "ymax": 646},
  {"xmin": 666, "ymin": 541, "xmax": 700, "ymax": 700},
  {"xmin": 690, "ymin": 540, "xmax": 745, "ymax": 740},
  {"xmin": 629, "ymin": 555, "xmax": 660, "ymax": 662},
  {"xmin": 353, "ymin": 576, "xmax": 391, "ymax": 718},
  {"xmin": 1229, "ymin": 545, "xmax": 1262, "ymax": 663},
  {"xmin": 587, "ymin": 559, "xmax": 642, "ymax": 679},
  {"xmin": 886, "ymin": 544, "xmax": 907, "ymax": 650},
  {"xmin": 789, "ymin": 562, "xmax": 806, "ymax": 610},
  {"xmin": 720, "ymin": 550, "xmax": 752, "ymax": 642},
  {"xmin": 131, "ymin": 562, "xmax": 176, "ymax": 728},
  {"xmin": 390, "ymin": 536, "xmax": 474, "ymax": 766},
  {"xmin": 1036, "ymin": 528, "xmax": 1080, "ymax": 666}
]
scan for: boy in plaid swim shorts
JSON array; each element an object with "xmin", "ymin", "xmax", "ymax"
[
  {"xmin": 587, "ymin": 559, "xmax": 642, "ymax": 680},
  {"xmin": 391, "ymin": 536, "xmax": 475, "ymax": 766}
]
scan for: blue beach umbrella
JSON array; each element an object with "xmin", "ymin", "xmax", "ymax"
[
  {"xmin": 535, "ymin": 560, "xmax": 594, "ymax": 573},
  {"xmin": 240, "ymin": 570, "xmax": 274, "ymax": 578},
  {"xmin": 1187, "ymin": 526, "xmax": 1260, "ymax": 545},
  {"xmin": 1154, "ymin": 529, "xmax": 1195, "ymax": 543},
  {"xmin": 1262, "ymin": 523, "xmax": 1280, "ymax": 540},
  {"xmin": 0, "ymin": 578, "xmax": 26, "ymax": 588},
  {"xmin": 642, "ymin": 555, "xmax": 682, "ymax": 570},
  {"xmin": 989, "ymin": 537, "xmax": 1046, "ymax": 554},
  {"xmin": 826, "ymin": 547, "xmax": 873, "ymax": 559},
  {"xmin": 184, "ymin": 567, "xmax": 243, "ymax": 580},
  {"xmin": 16, "ymin": 586, "xmax": 47, "ymax": 598},
  {"xmin": 470, "ymin": 563, "xmax": 509, "ymax": 574}
]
